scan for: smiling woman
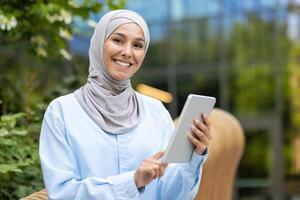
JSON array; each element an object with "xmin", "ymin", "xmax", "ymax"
[
  {"xmin": 103, "ymin": 23, "xmax": 146, "ymax": 80},
  {"xmin": 39, "ymin": 9, "xmax": 211, "ymax": 200}
]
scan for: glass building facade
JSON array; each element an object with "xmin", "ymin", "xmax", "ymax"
[{"xmin": 125, "ymin": 1, "xmax": 298, "ymax": 199}]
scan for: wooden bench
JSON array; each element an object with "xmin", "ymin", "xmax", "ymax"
[{"xmin": 195, "ymin": 108, "xmax": 245, "ymax": 200}]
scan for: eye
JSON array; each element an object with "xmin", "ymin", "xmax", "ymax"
[
  {"xmin": 112, "ymin": 37, "xmax": 123, "ymax": 44},
  {"xmin": 133, "ymin": 42, "xmax": 144, "ymax": 49}
]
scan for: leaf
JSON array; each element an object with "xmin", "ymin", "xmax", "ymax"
[
  {"xmin": 107, "ymin": 0, "xmax": 127, "ymax": 10},
  {"xmin": 11, "ymin": 129, "xmax": 27, "ymax": 136},
  {"xmin": 0, "ymin": 164, "xmax": 22, "ymax": 174},
  {"xmin": 0, "ymin": 138, "xmax": 16, "ymax": 146},
  {"xmin": 90, "ymin": 3, "xmax": 103, "ymax": 12},
  {"xmin": 1, "ymin": 113, "xmax": 25, "ymax": 122},
  {"xmin": 16, "ymin": 185, "xmax": 30, "ymax": 199},
  {"xmin": 0, "ymin": 115, "xmax": 17, "ymax": 128},
  {"xmin": 0, "ymin": 128, "xmax": 9, "ymax": 136}
]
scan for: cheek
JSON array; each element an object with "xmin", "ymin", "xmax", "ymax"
[
  {"xmin": 136, "ymin": 53, "xmax": 145, "ymax": 64},
  {"xmin": 103, "ymin": 46, "xmax": 110, "ymax": 64},
  {"xmin": 103, "ymin": 53, "xmax": 108, "ymax": 65},
  {"xmin": 103, "ymin": 46, "xmax": 117, "ymax": 68},
  {"xmin": 103, "ymin": 42, "xmax": 119, "ymax": 60}
]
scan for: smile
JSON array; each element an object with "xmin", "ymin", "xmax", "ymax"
[{"xmin": 114, "ymin": 59, "xmax": 132, "ymax": 68}]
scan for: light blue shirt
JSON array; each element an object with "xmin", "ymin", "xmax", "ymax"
[{"xmin": 39, "ymin": 93, "xmax": 208, "ymax": 200}]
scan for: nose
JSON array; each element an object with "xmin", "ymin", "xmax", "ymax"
[{"xmin": 121, "ymin": 43, "xmax": 132, "ymax": 59}]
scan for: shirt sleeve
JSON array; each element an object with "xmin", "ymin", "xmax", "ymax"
[
  {"xmin": 39, "ymin": 101, "xmax": 140, "ymax": 200},
  {"xmin": 156, "ymin": 108, "xmax": 208, "ymax": 200}
]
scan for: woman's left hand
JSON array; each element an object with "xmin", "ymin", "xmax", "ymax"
[{"xmin": 187, "ymin": 113, "xmax": 212, "ymax": 155}]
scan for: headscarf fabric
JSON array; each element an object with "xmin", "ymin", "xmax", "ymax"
[{"xmin": 74, "ymin": 9, "xmax": 150, "ymax": 134}]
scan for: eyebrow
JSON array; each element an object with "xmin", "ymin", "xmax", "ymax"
[{"xmin": 111, "ymin": 32, "xmax": 145, "ymax": 43}]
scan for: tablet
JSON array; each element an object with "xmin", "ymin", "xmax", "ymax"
[{"xmin": 163, "ymin": 94, "xmax": 216, "ymax": 163}]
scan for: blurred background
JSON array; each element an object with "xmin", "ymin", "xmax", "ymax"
[{"xmin": 1, "ymin": 0, "xmax": 300, "ymax": 199}]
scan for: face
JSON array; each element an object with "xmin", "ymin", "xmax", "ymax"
[{"xmin": 103, "ymin": 23, "xmax": 146, "ymax": 81}]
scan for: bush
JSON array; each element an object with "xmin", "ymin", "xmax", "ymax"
[{"xmin": 0, "ymin": 110, "xmax": 44, "ymax": 199}]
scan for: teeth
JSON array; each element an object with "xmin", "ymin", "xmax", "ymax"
[{"xmin": 115, "ymin": 60, "xmax": 131, "ymax": 67}]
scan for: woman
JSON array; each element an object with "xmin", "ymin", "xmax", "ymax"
[{"xmin": 39, "ymin": 9, "xmax": 211, "ymax": 200}]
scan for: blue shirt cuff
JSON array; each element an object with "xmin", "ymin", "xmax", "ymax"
[
  {"xmin": 182, "ymin": 148, "xmax": 208, "ymax": 175},
  {"xmin": 108, "ymin": 171, "xmax": 139, "ymax": 199}
]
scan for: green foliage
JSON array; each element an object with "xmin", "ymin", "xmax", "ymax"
[
  {"xmin": 228, "ymin": 15, "xmax": 290, "ymax": 116},
  {"xmin": 232, "ymin": 64, "xmax": 275, "ymax": 115},
  {"xmin": 171, "ymin": 19, "xmax": 218, "ymax": 65},
  {"xmin": 0, "ymin": 111, "xmax": 43, "ymax": 199},
  {"xmin": 107, "ymin": 0, "xmax": 127, "ymax": 10},
  {"xmin": 288, "ymin": 46, "xmax": 300, "ymax": 131},
  {"xmin": 0, "ymin": 59, "xmax": 87, "ymax": 198},
  {"xmin": 239, "ymin": 130, "xmax": 270, "ymax": 178},
  {"xmin": 0, "ymin": 0, "xmax": 103, "ymax": 59},
  {"xmin": 0, "ymin": 0, "xmax": 128, "ymax": 198}
]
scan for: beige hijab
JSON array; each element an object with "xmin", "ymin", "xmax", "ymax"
[{"xmin": 74, "ymin": 10, "xmax": 150, "ymax": 134}]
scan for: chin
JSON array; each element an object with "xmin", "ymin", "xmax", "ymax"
[{"xmin": 111, "ymin": 74, "xmax": 130, "ymax": 81}]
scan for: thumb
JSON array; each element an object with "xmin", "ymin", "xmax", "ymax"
[{"xmin": 151, "ymin": 151, "xmax": 165, "ymax": 160}]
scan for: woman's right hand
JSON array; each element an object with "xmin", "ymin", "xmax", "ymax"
[{"xmin": 134, "ymin": 151, "xmax": 168, "ymax": 189}]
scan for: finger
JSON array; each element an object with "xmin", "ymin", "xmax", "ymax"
[
  {"xmin": 144, "ymin": 165, "xmax": 158, "ymax": 179},
  {"xmin": 149, "ymin": 162, "xmax": 161, "ymax": 176},
  {"xmin": 188, "ymin": 132, "xmax": 199, "ymax": 146},
  {"xmin": 152, "ymin": 164, "xmax": 161, "ymax": 179},
  {"xmin": 159, "ymin": 165, "xmax": 165, "ymax": 177},
  {"xmin": 161, "ymin": 162, "xmax": 169, "ymax": 168},
  {"xmin": 187, "ymin": 133, "xmax": 207, "ymax": 154},
  {"xmin": 201, "ymin": 113, "xmax": 211, "ymax": 127},
  {"xmin": 198, "ymin": 122, "xmax": 212, "ymax": 140},
  {"xmin": 193, "ymin": 118, "xmax": 209, "ymax": 133},
  {"xmin": 190, "ymin": 125, "xmax": 210, "ymax": 145},
  {"xmin": 188, "ymin": 132, "xmax": 208, "ymax": 148},
  {"xmin": 142, "ymin": 160, "xmax": 161, "ymax": 171},
  {"xmin": 144, "ymin": 158, "xmax": 162, "ymax": 165},
  {"xmin": 143, "ymin": 163, "xmax": 160, "ymax": 177},
  {"xmin": 144, "ymin": 158, "xmax": 167, "ymax": 176},
  {"xmin": 193, "ymin": 119, "xmax": 211, "ymax": 140},
  {"xmin": 151, "ymin": 151, "xmax": 165, "ymax": 160},
  {"xmin": 158, "ymin": 162, "xmax": 169, "ymax": 177}
]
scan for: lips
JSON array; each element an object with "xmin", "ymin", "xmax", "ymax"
[{"xmin": 114, "ymin": 59, "xmax": 132, "ymax": 68}]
